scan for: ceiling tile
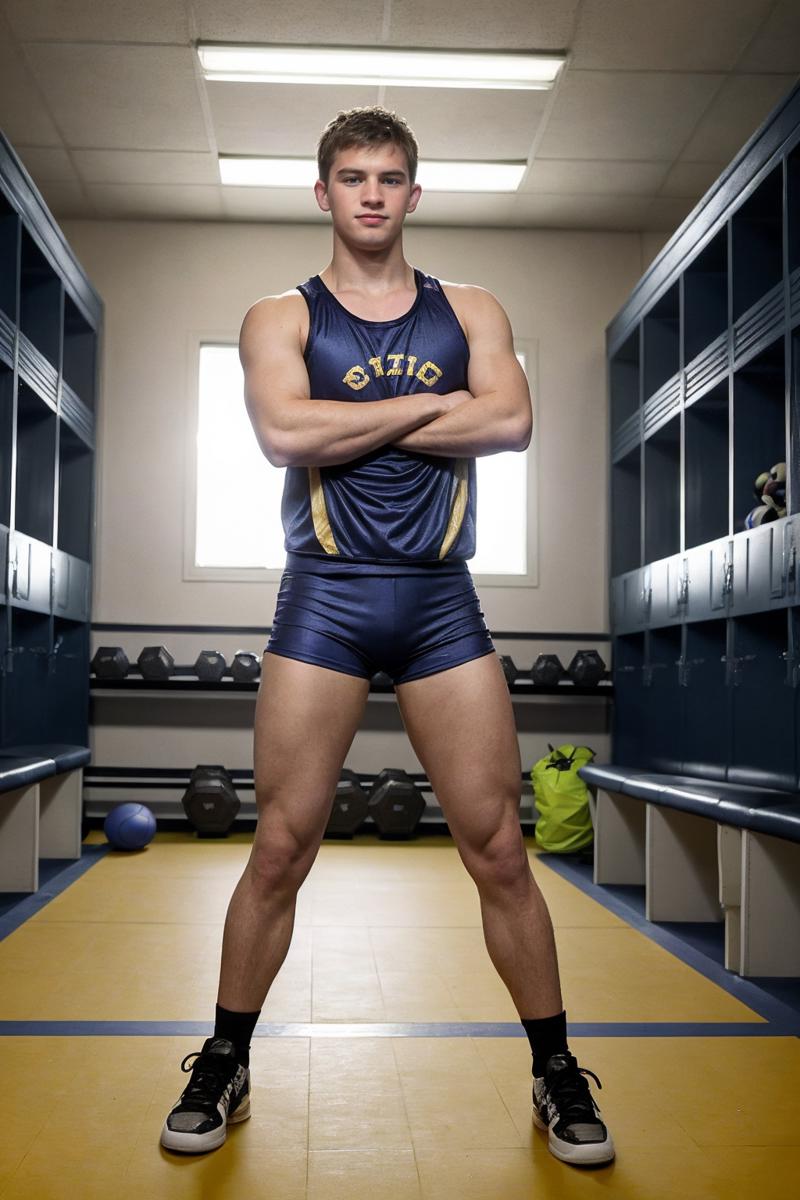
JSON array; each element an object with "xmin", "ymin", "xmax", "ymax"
[
  {"xmin": 511, "ymin": 191, "xmax": 652, "ymax": 230},
  {"xmin": 221, "ymin": 186, "xmax": 325, "ymax": 222},
  {"xmin": 14, "ymin": 144, "xmax": 76, "ymax": 182},
  {"xmin": 72, "ymin": 149, "xmax": 219, "ymax": 186},
  {"xmin": 521, "ymin": 159, "xmax": 668, "ymax": 195},
  {"xmin": 22, "ymin": 44, "xmax": 210, "ymax": 151},
  {"xmin": 383, "ymin": 88, "xmax": 548, "ymax": 161},
  {"xmin": 0, "ymin": 27, "xmax": 61, "ymax": 144},
  {"xmin": 35, "ymin": 178, "xmax": 89, "ymax": 218},
  {"xmin": 86, "ymin": 183, "xmax": 225, "ymax": 220},
  {"xmin": 679, "ymin": 73, "xmax": 798, "ymax": 162},
  {"xmin": 390, "ymin": 1, "xmax": 580, "ymax": 49},
  {"xmin": 192, "ymin": 0, "xmax": 384, "ymax": 45},
  {"xmin": 642, "ymin": 196, "xmax": 696, "ymax": 233},
  {"xmin": 571, "ymin": 0, "xmax": 773, "ymax": 71},
  {"xmin": 208, "ymin": 81, "xmax": 379, "ymax": 156},
  {"xmin": 736, "ymin": 0, "xmax": 800, "ymax": 72},
  {"xmin": 3, "ymin": 0, "xmax": 189, "ymax": 42},
  {"xmin": 537, "ymin": 71, "xmax": 725, "ymax": 160},
  {"xmin": 659, "ymin": 161, "xmax": 723, "ymax": 198}
]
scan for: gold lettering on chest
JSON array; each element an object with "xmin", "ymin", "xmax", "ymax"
[{"xmin": 342, "ymin": 353, "xmax": 443, "ymax": 391}]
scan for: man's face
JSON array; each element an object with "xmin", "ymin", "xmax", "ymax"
[{"xmin": 314, "ymin": 142, "xmax": 422, "ymax": 245}]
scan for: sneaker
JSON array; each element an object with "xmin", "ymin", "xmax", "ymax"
[
  {"xmin": 160, "ymin": 1036, "xmax": 250, "ymax": 1153},
  {"xmin": 532, "ymin": 1051, "xmax": 615, "ymax": 1165}
]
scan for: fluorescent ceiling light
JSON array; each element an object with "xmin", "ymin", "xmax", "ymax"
[
  {"xmin": 199, "ymin": 43, "xmax": 564, "ymax": 89},
  {"xmin": 221, "ymin": 158, "xmax": 318, "ymax": 188},
  {"xmin": 219, "ymin": 157, "xmax": 527, "ymax": 193}
]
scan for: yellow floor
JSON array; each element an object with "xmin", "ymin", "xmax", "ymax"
[{"xmin": 0, "ymin": 832, "xmax": 797, "ymax": 1199}]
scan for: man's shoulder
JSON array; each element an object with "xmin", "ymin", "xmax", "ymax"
[
  {"xmin": 240, "ymin": 289, "xmax": 309, "ymax": 338},
  {"xmin": 438, "ymin": 280, "xmax": 507, "ymax": 333}
]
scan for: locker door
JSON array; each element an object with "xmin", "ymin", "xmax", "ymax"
[
  {"xmin": 728, "ymin": 611, "xmax": 795, "ymax": 790},
  {"xmin": 682, "ymin": 618, "xmax": 729, "ymax": 780}
]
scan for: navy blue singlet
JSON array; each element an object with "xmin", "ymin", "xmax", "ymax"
[{"xmin": 281, "ymin": 268, "xmax": 476, "ymax": 563}]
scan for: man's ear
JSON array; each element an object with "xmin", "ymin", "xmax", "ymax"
[
  {"xmin": 406, "ymin": 182, "xmax": 422, "ymax": 214},
  {"xmin": 314, "ymin": 179, "xmax": 331, "ymax": 212}
]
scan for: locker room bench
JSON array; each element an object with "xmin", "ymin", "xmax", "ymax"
[
  {"xmin": 577, "ymin": 763, "xmax": 800, "ymax": 978},
  {"xmin": 0, "ymin": 744, "xmax": 90, "ymax": 893}
]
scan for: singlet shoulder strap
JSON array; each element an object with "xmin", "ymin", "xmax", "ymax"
[{"xmin": 296, "ymin": 275, "xmax": 325, "ymax": 304}]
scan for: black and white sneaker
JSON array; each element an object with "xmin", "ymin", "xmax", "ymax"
[
  {"xmin": 532, "ymin": 1052, "xmax": 615, "ymax": 1165},
  {"xmin": 160, "ymin": 1036, "xmax": 250, "ymax": 1154}
]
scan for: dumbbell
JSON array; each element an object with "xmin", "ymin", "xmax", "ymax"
[
  {"xmin": 326, "ymin": 769, "xmax": 369, "ymax": 837},
  {"xmin": 91, "ymin": 645, "xmax": 130, "ymax": 680},
  {"xmin": 194, "ymin": 650, "xmax": 228, "ymax": 682},
  {"xmin": 531, "ymin": 654, "xmax": 564, "ymax": 687},
  {"xmin": 182, "ymin": 765, "xmax": 240, "ymax": 837},
  {"xmin": 566, "ymin": 650, "xmax": 607, "ymax": 687},
  {"xmin": 370, "ymin": 671, "xmax": 394, "ymax": 689},
  {"xmin": 138, "ymin": 645, "xmax": 174, "ymax": 680},
  {"xmin": 368, "ymin": 768, "xmax": 426, "ymax": 839},
  {"xmin": 231, "ymin": 650, "xmax": 261, "ymax": 682}
]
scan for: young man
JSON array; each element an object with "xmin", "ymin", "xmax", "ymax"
[{"xmin": 160, "ymin": 107, "xmax": 615, "ymax": 1167}]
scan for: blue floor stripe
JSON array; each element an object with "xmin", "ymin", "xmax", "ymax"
[
  {"xmin": 0, "ymin": 845, "xmax": 109, "ymax": 942},
  {"xmin": 536, "ymin": 852, "xmax": 800, "ymax": 1029},
  {"xmin": 0, "ymin": 1019, "xmax": 797, "ymax": 1038}
]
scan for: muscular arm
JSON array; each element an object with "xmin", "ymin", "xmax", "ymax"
[
  {"xmin": 240, "ymin": 294, "xmax": 463, "ymax": 468},
  {"xmin": 392, "ymin": 287, "xmax": 532, "ymax": 457}
]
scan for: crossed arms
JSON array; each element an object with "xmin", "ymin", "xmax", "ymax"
[{"xmin": 239, "ymin": 285, "xmax": 532, "ymax": 469}]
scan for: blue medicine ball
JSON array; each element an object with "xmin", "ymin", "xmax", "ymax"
[{"xmin": 104, "ymin": 802, "xmax": 157, "ymax": 850}]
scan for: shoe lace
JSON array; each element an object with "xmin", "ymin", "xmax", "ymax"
[
  {"xmin": 179, "ymin": 1049, "xmax": 234, "ymax": 1107},
  {"xmin": 549, "ymin": 1062, "xmax": 603, "ymax": 1122}
]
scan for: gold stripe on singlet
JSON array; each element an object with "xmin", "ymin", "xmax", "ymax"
[
  {"xmin": 439, "ymin": 459, "xmax": 469, "ymax": 559},
  {"xmin": 308, "ymin": 466, "xmax": 340, "ymax": 555}
]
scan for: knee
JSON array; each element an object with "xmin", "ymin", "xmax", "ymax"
[
  {"xmin": 465, "ymin": 826, "xmax": 531, "ymax": 893},
  {"xmin": 247, "ymin": 827, "xmax": 316, "ymax": 897}
]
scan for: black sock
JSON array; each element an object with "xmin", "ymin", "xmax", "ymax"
[
  {"xmin": 521, "ymin": 1009, "xmax": 569, "ymax": 1078},
  {"xmin": 214, "ymin": 1003, "xmax": 261, "ymax": 1067}
]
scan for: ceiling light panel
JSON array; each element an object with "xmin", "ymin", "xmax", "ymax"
[
  {"xmin": 219, "ymin": 156, "xmax": 527, "ymax": 192},
  {"xmin": 199, "ymin": 43, "xmax": 565, "ymax": 89}
]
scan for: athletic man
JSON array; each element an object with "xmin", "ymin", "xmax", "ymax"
[{"xmin": 161, "ymin": 107, "xmax": 615, "ymax": 1168}]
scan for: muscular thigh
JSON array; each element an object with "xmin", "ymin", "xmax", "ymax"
[
  {"xmin": 252, "ymin": 652, "xmax": 369, "ymax": 854},
  {"xmin": 395, "ymin": 653, "xmax": 523, "ymax": 857}
]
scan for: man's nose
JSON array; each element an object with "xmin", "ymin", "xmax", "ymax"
[{"xmin": 361, "ymin": 179, "xmax": 383, "ymax": 206}]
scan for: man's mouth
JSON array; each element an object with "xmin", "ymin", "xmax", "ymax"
[{"xmin": 356, "ymin": 215, "xmax": 387, "ymax": 224}]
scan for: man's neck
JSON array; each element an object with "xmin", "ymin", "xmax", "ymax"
[{"xmin": 322, "ymin": 239, "xmax": 413, "ymax": 297}]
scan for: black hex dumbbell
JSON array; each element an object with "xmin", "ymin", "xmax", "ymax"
[
  {"xmin": 368, "ymin": 768, "xmax": 426, "ymax": 839},
  {"xmin": 566, "ymin": 650, "xmax": 607, "ymax": 687},
  {"xmin": 531, "ymin": 654, "xmax": 564, "ymax": 687},
  {"xmin": 326, "ymin": 769, "xmax": 369, "ymax": 837},
  {"xmin": 182, "ymin": 765, "xmax": 240, "ymax": 837},
  {"xmin": 91, "ymin": 645, "xmax": 130, "ymax": 680},
  {"xmin": 138, "ymin": 645, "xmax": 175, "ymax": 680}
]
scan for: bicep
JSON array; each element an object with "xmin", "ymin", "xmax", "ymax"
[
  {"xmin": 239, "ymin": 298, "xmax": 310, "ymax": 443},
  {"xmin": 464, "ymin": 291, "xmax": 531, "ymax": 412}
]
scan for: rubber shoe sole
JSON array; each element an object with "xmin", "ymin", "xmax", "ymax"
[
  {"xmin": 532, "ymin": 1105, "xmax": 615, "ymax": 1165},
  {"xmin": 160, "ymin": 1095, "xmax": 251, "ymax": 1154}
]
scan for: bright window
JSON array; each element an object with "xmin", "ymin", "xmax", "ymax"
[{"xmin": 194, "ymin": 344, "xmax": 532, "ymax": 578}]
